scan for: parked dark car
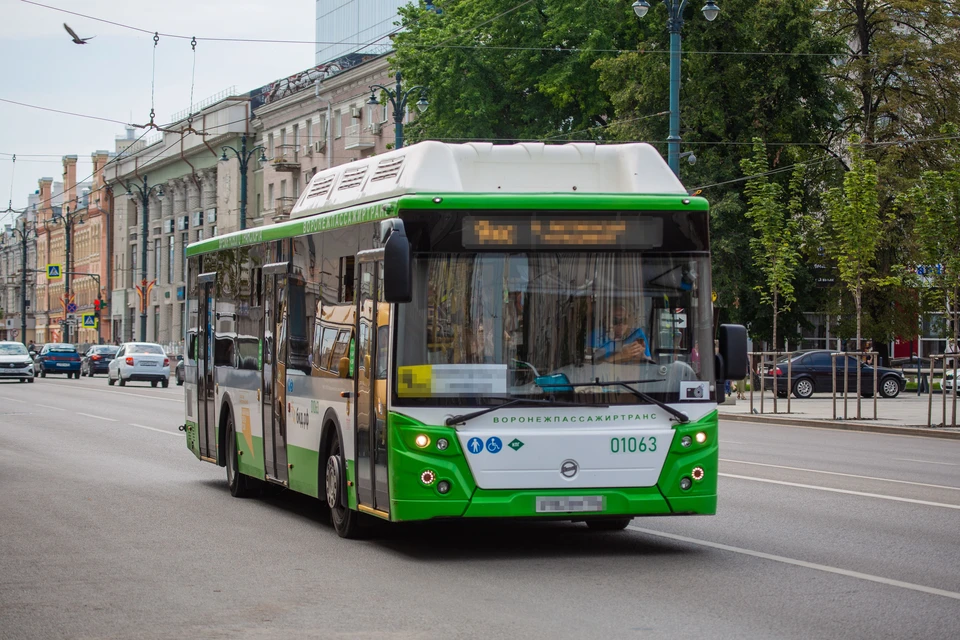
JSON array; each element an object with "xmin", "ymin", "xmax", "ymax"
[
  {"xmin": 81, "ymin": 345, "xmax": 119, "ymax": 377},
  {"xmin": 175, "ymin": 355, "xmax": 184, "ymax": 386},
  {"xmin": 761, "ymin": 350, "xmax": 906, "ymax": 399},
  {"xmin": 36, "ymin": 343, "xmax": 82, "ymax": 378}
]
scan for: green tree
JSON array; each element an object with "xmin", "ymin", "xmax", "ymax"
[
  {"xmin": 903, "ymin": 126, "xmax": 960, "ymax": 360},
  {"xmin": 823, "ymin": 137, "xmax": 881, "ymax": 356},
  {"xmin": 740, "ymin": 139, "xmax": 803, "ymax": 352}
]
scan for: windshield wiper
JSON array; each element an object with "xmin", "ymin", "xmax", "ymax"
[
  {"xmin": 444, "ymin": 397, "xmax": 585, "ymax": 426},
  {"xmin": 539, "ymin": 378, "xmax": 690, "ymax": 424}
]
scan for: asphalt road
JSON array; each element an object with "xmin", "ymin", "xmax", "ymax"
[{"xmin": 1, "ymin": 377, "xmax": 958, "ymax": 639}]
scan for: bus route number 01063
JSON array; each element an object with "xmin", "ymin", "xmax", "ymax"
[{"xmin": 610, "ymin": 436, "xmax": 657, "ymax": 453}]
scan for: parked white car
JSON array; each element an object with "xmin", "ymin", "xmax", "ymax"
[
  {"xmin": 0, "ymin": 341, "xmax": 35, "ymax": 383},
  {"xmin": 108, "ymin": 342, "xmax": 170, "ymax": 388},
  {"xmin": 943, "ymin": 370, "xmax": 956, "ymax": 394}
]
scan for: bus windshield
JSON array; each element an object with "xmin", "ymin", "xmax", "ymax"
[{"xmin": 395, "ymin": 252, "xmax": 714, "ymax": 406}]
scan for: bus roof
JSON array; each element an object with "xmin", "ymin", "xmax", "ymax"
[{"xmin": 290, "ymin": 141, "xmax": 686, "ymax": 220}]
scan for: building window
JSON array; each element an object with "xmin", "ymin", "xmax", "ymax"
[
  {"xmin": 318, "ymin": 114, "xmax": 327, "ymax": 142},
  {"xmin": 267, "ymin": 133, "xmax": 274, "ymax": 160},
  {"xmin": 197, "ymin": 229, "xmax": 204, "ymax": 242},
  {"xmin": 154, "ymin": 238, "xmax": 161, "ymax": 284},
  {"xmin": 334, "ymin": 110, "xmax": 342, "ymax": 138},
  {"xmin": 181, "ymin": 232, "xmax": 188, "ymax": 278},
  {"xmin": 267, "ymin": 184, "xmax": 274, "ymax": 210},
  {"xmin": 280, "ymin": 180, "xmax": 287, "ymax": 200},
  {"xmin": 168, "ymin": 235, "xmax": 175, "ymax": 283},
  {"xmin": 305, "ymin": 118, "xmax": 312, "ymax": 145}
]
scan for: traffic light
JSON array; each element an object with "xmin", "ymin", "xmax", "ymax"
[{"xmin": 93, "ymin": 298, "xmax": 101, "ymax": 312}]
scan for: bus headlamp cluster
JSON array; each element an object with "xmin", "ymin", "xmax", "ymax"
[
  {"xmin": 680, "ymin": 432, "xmax": 708, "ymax": 448},
  {"xmin": 415, "ymin": 434, "xmax": 430, "ymax": 448}
]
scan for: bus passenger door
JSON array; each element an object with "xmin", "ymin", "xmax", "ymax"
[
  {"xmin": 197, "ymin": 274, "xmax": 217, "ymax": 461},
  {"xmin": 261, "ymin": 266, "xmax": 289, "ymax": 484},
  {"xmin": 355, "ymin": 256, "xmax": 390, "ymax": 516}
]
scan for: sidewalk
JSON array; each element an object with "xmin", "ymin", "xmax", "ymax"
[{"xmin": 718, "ymin": 389, "xmax": 960, "ymax": 439}]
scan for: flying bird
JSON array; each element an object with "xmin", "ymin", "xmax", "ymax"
[{"xmin": 63, "ymin": 23, "xmax": 95, "ymax": 45}]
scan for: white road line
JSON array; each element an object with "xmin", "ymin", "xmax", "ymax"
[
  {"xmin": 627, "ymin": 526, "xmax": 960, "ymax": 602},
  {"xmin": 0, "ymin": 396, "xmax": 27, "ymax": 403},
  {"xmin": 721, "ymin": 458, "xmax": 960, "ymax": 491},
  {"xmin": 894, "ymin": 457, "xmax": 958, "ymax": 466},
  {"xmin": 130, "ymin": 423, "xmax": 183, "ymax": 437},
  {"xmin": 77, "ymin": 412, "xmax": 118, "ymax": 422},
  {"xmin": 40, "ymin": 380, "xmax": 180, "ymax": 403},
  {"xmin": 720, "ymin": 473, "xmax": 960, "ymax": 510},
  {"xmin": 35, "ymin": 403, "xmax": 66, "ymax": 411}
]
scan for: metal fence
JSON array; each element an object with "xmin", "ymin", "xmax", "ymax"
[
  {"xmin": 831, "ymin": 351, "xmax": 878, "ymax": 421},
  {"xmin": 927, "ymin": 354, "xmax": 959, "ymax": 429}
]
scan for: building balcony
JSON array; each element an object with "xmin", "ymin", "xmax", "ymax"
[
  {"xmin": 344, "ymin": 124, "xmax": 375, "ymax": 150},
  {"xmin": 270, "ymin": 144, "xmax": 300, "ymax": 172},
  {"xmin": 273, "ymin": 196, "xmax": 297, "ymax": 221}
]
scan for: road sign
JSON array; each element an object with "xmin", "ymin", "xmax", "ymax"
[
  {"xmin": 47, "ymin": 264, "xmax": 62, "ymax": 279},
  {"xmin": 66, "ymin": 303, "xmax": 78, "ymax": 314},
  {"xmin": 81, "ymin": 313, "xmax": 98, "ymax": 328}
]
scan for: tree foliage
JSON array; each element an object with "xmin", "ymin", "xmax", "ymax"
[{"xmin": 740, "ymin": 139, "xmax": 803, "ymax": 351}]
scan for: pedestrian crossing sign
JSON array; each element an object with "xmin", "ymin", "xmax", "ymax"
[
  {"xmin": 47, "ymin": 264, "xmax": 62, "ymax": 279},
  {"xmin": 81, "ymin": 313, "xmax": 98, "ymax": 328}
]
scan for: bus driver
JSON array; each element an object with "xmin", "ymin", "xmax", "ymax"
[{"xmin": 591, "ymin": 304, "xmax": 655, "ymax": 365}]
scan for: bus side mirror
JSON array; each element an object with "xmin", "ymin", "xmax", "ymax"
[
  {"xmin": 383, "ymin": 220, "xmax": 412, "ymax": 303},
  {"xmin": 338, "ymin": 357, "xmax": 350, "ymax": 379},
  {"xmin": 718, "ymin": 324, "xmax": 748, "ymax": 380}
]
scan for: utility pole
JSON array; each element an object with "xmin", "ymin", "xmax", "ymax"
[{"xmin": 125, "ymin": 176, "xmax": 164, "ymax": 341}]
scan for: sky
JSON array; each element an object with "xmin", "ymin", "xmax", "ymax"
[{"xmin": 0, "ymin": 0, "xmax": 318, "ymax": 222}]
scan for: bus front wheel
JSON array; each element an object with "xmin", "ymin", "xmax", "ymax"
[
  {"xmin": 586, "ymin": 517, "xmax": 632, "ymax": 531},
  {"xmin": 326, "ymin": 435, "xmax": 361, "ymax": 539},
  {"xmin": 226, "ymin": 413, "xmax": 252, "ymax": 498}
]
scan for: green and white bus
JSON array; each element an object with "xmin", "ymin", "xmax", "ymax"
[{"xmin": 182, "ymin": 141, "xmax": 747, "ymax": 538}]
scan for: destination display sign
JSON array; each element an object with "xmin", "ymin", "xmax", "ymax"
[{"xmin": 461, "ymin": 215, "xmax": 663, "ymax": 249}]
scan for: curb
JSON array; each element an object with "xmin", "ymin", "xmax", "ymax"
[{"xmin": 718, "ymin": 412, "xmax": 960, "ymax": 440}]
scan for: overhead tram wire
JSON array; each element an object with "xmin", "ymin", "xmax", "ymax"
[{"xmin": 19, "ymin": 0, "xmax": 847, "ymax": 58}]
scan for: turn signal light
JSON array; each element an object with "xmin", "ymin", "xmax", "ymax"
[
  {"xmin": 415, "ymin": 434, "xmax": 430, "ymax": 448},
  {"xmin": 125, "ymin": 357, "xmax": 134, "ymax": 366}
]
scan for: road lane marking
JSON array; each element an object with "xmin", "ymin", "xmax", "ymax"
[
  {"xmin": 720, "ymin": 473, "xmax": 960, "ymax": 509},
  {"xmin": 0, "ymin": 396, "xmax": 27, "ymax": 403},
  {"xmin": 130, "ymin": 423, "xmax": 183, "ymax": 437},
  {"xmin": 721, "ymin": 458, "xmax": 960, "ymax": 491},
  {"xmin": 35, "ymin": 404, "xmax": 66, "ymax": 411},
  {"xmin": 38, "ymin": 380, "xmax": 180, "ymax": 403},
  {"xmin": 627, "ymin": 526, "xmax": 960, "ymax": 602},
  {"xmin": 894, "ymin": 457, "xmax": 958, "ymax": 466},
  {"xmin": 77, "ymin": 412, "xmax": 118, "ymax": 422}
]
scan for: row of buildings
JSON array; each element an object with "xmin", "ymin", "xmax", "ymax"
[{"xmin": 1, "ymin": 51, "xmax": 404, "ymax": 350}]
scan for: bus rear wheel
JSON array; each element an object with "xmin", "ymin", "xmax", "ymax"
[
  {"xmin": 586, "ymin": 517, "xmax": 632, "ymax": 531},
  {"xmin": 226, "ymin": 413, "xmax": 252, "ymax": 498},
  {"xmin": 326, "ymin": 435, "xmax": 361, "ymax": 539}
]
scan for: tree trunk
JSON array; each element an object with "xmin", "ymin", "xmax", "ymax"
[
  {"xmin": 773, "ymin": 288, "xmax": 778, "ymax": 414},
  {"xmin": 953, "ymin": 287, "xmax": 958, "ymax": 428}
]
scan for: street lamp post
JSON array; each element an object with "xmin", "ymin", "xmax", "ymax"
[
  {"xmin": 220, "ymin": 135, "xmax": 267, "ymax": 231},
  {"xmin": 48, "ymin": 204, "xmax": 85, "ymax": 343},
  {"xmin": 125, "ymin": 176, "xmax": 165, "ymax": 341},
  {"xmin": 1, "ymin": 212, "xmax": 34, "ymax": 346},
  {"xmin": 368, "ymin": 72, "xmax": 429, "ymax": 150},
  {"xmin": 632, "ymin": 0, "xmax": 720, "ymax": 176}
]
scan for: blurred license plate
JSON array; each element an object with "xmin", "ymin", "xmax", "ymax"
[
  {"xmin": 56, "ymin": 362, "xmax": 70, "ymax": 367},
  {"xmin": 141, "ymin": 362, "xmax": 157, "ymax": 367},
  {"xmin": 536, "ymin": 496, "xmax": 604, "ymax": 513}
]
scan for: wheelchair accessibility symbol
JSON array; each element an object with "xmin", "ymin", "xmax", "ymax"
[{"xmin": 485, "ymin": 437, "xmax": 502, "ymax": 454}]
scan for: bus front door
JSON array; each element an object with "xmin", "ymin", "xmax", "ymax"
[
  {"xmin": 197, "ymin": 276, "xmax": 217, "ymax": 461},
  {"xmin": 262, "ymin": 269, "xmax": 289, "ymax": 484},
  {"xmin": 355, "ymin": 257, "xmax": 390, "ymax": 517}
]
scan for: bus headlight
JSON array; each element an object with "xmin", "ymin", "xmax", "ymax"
[
  {"xmin": 437, "ymin": 480, "xmax": 451, "ymax": 494},
  {"xmin": 415, "ymin": 434, "xmax": 430, "ymax": 448},
  {"xmin": 695, "ymin": 432, "xmax": 707, "ymax": 444},
  {"xmin": 680, "ymin": 436, "xmax": 692, "ymax": 448},
  {"xmin": 679, "ymin": 477, "xmax": 693, "ymax": 491},
  {"xmin": 436, "ymin": 438, "xmax": 449, "ymax": 451}
]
